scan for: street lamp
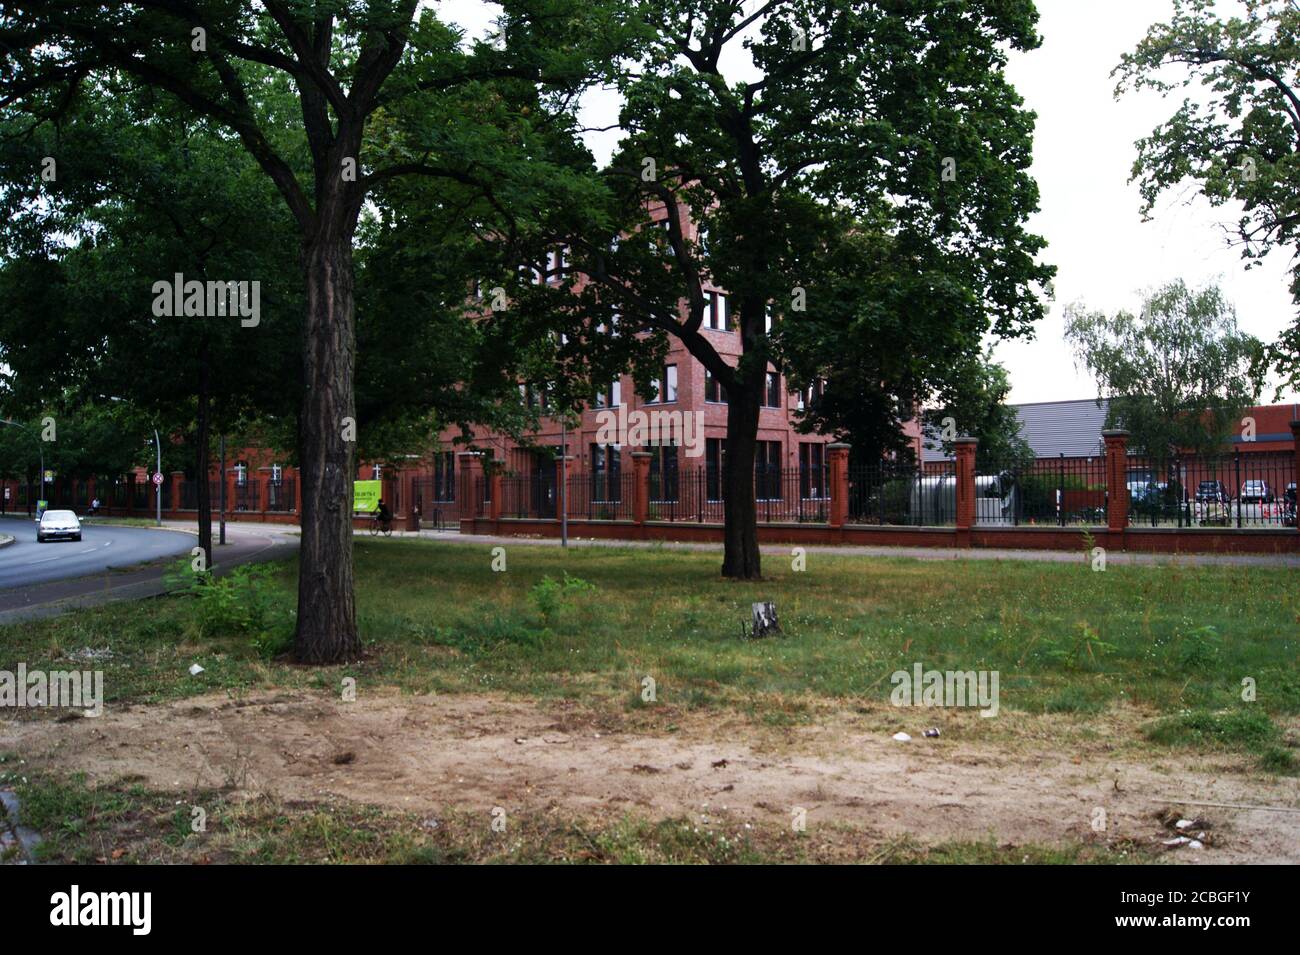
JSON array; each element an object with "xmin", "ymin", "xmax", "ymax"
[{"xmin": 0, "ymin": 419, "xmax": 44, "ymax": 515}]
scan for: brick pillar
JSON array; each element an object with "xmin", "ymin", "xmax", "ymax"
[
  {"xmin": 1103, "ymin": 429, "xmax": 1130, "ymax": 535},
  {"xmin": 457, "ymin": 452, "xmax": 484, "ymax": 525},
  {"xmin": 404, "ymin": 471, "xmax": 420, "ymax": 531},
  {"xmin": 953, "ymin": 437, "xmax": 978, "ymax": 535},
  {"xmin": 827, "ymin": 442, "xmax": 850, "ymax": 528},
  {"xmin": 170, "ymin": 473, "xmax": 184, "ymax": 515},
  {"xmin": 631, "ymin": 451, "xmax": 651, "ymax": 526}
]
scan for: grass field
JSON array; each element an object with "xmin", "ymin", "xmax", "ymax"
[{"xmin": 3, "ymin": 539, "xmax": 1297, "ymax": 863}]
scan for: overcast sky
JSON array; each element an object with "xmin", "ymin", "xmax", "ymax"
[{"xmin": 442, "ymin": 0, "xmax": 1299, "ymax": 406}]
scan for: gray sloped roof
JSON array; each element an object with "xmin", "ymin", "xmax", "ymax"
[
  {"xmin": 921, "ymin": 397, "xmax": 1110, "ymax": 461},
  {"xmin": 1013, "ymin": 398, "xmax": 1110, "ymax": 457}
]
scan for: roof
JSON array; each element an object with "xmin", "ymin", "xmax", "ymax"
[{"xmin": 922, "ymin": 398, "xmax": 1110, "ymax": 462}]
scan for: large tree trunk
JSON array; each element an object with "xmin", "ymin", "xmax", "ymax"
[
  {"xmin": 721, "ymin": 386, "xmax": 762, "ymax": 578},
  {"xmin": 294, "ymin": 233, "xmax": 360, "ymax": 664},
  {"xmin": 195, "ymin": 336, "xmax": 212, "ymax": 569}
]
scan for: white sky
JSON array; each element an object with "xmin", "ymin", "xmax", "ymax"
[{"xmin": 441, "ymin": 0, "xmax": 1299, "ymax": 405}]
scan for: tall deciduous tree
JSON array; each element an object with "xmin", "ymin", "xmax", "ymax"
[
  {"xmin": 564, "ymin": 0, "xmax": 1052, "ymax": 578},
  {"xmin": 1063, "ymin": 279, "xmax": 1268, "ymax": 458},
  {"xmin": 0, "ymin": 1, "xmax": 626, "ymax": 661},
  {"xmin": 1115, "ymin": 0, "xmax": 1300, "ymax": 390}
]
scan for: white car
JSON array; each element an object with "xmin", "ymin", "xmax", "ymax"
[{"xmin": 37, "ymin": 509, "xmax": 82, "ymax": 543}]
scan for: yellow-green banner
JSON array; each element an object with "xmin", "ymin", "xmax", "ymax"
[{"xmin": 353, "ymin": 480, "xmax": 382, "ymax": 514}]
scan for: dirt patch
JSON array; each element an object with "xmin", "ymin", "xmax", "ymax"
[{"xmin": 5, "ymin": 689, "xmax": 1298, "ymax": 863}]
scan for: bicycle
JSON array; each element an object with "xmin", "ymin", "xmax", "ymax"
[{"xmin": 368, "ymin": 514, "xmax": 393, "ymax": 537}]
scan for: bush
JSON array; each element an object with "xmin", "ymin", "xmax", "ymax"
[
  {"xmin": 168, "ymin": 559, "xmax": 291, "ymax": 652},
  {"xmin": 529, "ymin": 572, "xmax": 596, "ymax": 627}
]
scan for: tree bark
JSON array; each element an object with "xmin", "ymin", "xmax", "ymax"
[
  {"xmin": 195, "ymin": 336, "xmax": 212, "ymax": 570},
  {"xmin": 294, "ymin": 233, "xmax": 360, "ymax": 664},
  {"xmin": 721, "ymin": 385, "xmax": 762, "ymax": 578}
]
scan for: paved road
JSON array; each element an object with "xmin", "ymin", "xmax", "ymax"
[
  {"xmin": 0, "ymin": 518, "xmax": 298, "ymax": 624},
  {"xmin": 0, "ymin": 517, "xmax": 193, "ymax": 589}
]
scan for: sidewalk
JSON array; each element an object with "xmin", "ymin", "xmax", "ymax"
[{"xmin": 389, "ymin": 526, "xmax": 1300, "ymax": 568}]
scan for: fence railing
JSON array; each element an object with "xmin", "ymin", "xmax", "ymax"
[
  {"xmin": 1124, "ymin": 452, "xmax": 1296, "ymax": 528},
  {"xmin": 847, "ymin": 460, "xmax": 957, "ymax": 526},
  {"xmin": 974, "ymin": 455, "xmax": 1109, "ymax": 527},
  {"xmin": 647, "ymin": 467, "xmax": 830, "ymax": 523},
  {"xmin": 566, "ymin": 471, "xmax": 636, "ymax": 521}
]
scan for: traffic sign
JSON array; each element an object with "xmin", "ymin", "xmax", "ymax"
[{"xmin": 152, "ymin": 472, "xmax": 164, "ymax": 486}]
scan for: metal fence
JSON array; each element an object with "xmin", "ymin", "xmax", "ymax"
[
  {"xmin": 975, "ymin": 455, "xmax": 1108, "ymax": 527},
  {"xmin": 646, "ymin": 466, "xmax": 830, "ymax": 523},
  {"xmin": 847, "ymin": 460, "xmax": 958, "ymax": 526},
  {"xmin": 1125, "ymin": 451, "xmax": 1296, "ymax": 528},
  {"xmin": 411, "ymin": 476, "xmax": 458, "ymax": 528},
  {"xmin": 565, "ymin": 471, "xmax": 637, "ymax": 521},
  {"xmin": 265, "ymin": 478, "xmax": 295, "ymax": 512}
]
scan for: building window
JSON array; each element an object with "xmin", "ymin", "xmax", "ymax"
[
  {"xmin": 763, "ymin": 371, "xmax": 781, "ymax": 408},
  {"xmin": 800, "ymin": 442, "xmax": 827, "ymax": 499},
  {"xmin": 755, "ymin": 441, "xmax": 782, "ymax": 501},
  {"xmin": 704, "ymin": 367, "xmax": 727, "ymax": 403},
  {"xmin": 705, "ymin": 292, "xmax": 730, "ymax": 331},
  {"xmin": 595, "ymin": 379, "xmax": 622, "ymax": 408},
  {"xmin": 371, "ymin": 464, "xmax": 382, "ymax": 481},
  {"xmin": 706, "ymin": 438, "xmax": 726, "ymax": 501},
  {"xmin": 270, "ymin": 464, "xmax": 282, "ymax": 487},
  {"xmin": 234, "ymin": 461, "xmax": 248, "ymax": 487},
  {"xmin": 591, "ymin": 443, "xmax": 621, "ymax": 502},
  {"xmin": 648, "ymin": 443, "xmax": 679, "ymax": 502},
  {"xmin": 433, "ymin": 452, "xmax": 455, "ymax": 502},
  {"xmin": 651, "ymin": 364, "xmax": 677, "ymax": 403}
]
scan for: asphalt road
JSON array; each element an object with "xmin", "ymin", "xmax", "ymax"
[
  {"xmin": 0, "ymin": 517, "xmax": 194, "ymax": 589},
  {"xmin": 0, "ymin": 518, "xmax": 298, "ymax": 624}
]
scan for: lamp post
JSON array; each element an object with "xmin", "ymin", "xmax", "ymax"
[
  {"xmin": 0, "ymin": 419, "xmax": 43, "ymax": 515},
  {"xmin": 154, "ymin": 427, "xmax": 162, "ymax": 526}
]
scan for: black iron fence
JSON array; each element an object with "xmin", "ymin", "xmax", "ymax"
[
  {"xmin": 566, "ymin": 471, "xmax": 636, "ymax": 521},
  {"xmin": 647, "ymin": 466, "xmax": 830, "ymax": 523},
  {"xmin": 265, "ymin": 478, "xmax": 295, "ymax": 512},
  {"xmin": 974, "ymin": 455, "xmax": 1108, "ymax": 527},
  {"xmin": 1125, "ymin": 452, "xmax": 1296, "ymax": 528},
  {"xmin": 847, "ymin": 460, "xmax": 957, "ymax": 526}
]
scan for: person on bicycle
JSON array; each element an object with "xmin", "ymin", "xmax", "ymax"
[{"xmin": 375, "ymin": 499, "xmax": 393, "ymax": 531}]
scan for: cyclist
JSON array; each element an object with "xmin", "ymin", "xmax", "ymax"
[{"xmin": 375, "ymin": 499, "xmax": 394, "ymax": 533}]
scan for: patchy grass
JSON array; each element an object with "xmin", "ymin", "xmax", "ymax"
[
  {"xmin": 3, "ymin": 767, "xmax": 1150, "ymax": 865},
  {"xmin": 1, "ymin": 539, "xmax": 1297, "ymax": 767}
]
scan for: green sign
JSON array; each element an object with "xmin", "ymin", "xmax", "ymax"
[{"xmin": 353, "ymin": 480, "xmax": 381, "ymax": 514}]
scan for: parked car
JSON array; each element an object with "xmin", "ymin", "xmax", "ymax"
[
  {"xmin": 36, "ymin": 508, "xmax": 82, "ymax": 543},
  {"xmin": 1239, "ymin": 480, "xmax": 1274, "ymax": 504},
  {"xmin": 1285, "ymin": 483, "xmax": 1297, "ymax": 527},
  {"xmin": 1195, "ymin": 480, "xmax": 1230, "ymax": 504}
]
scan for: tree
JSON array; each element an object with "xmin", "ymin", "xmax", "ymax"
[
  {"xmin": 1, "ymin": 1, "xmax": 626, "ymax": 661},
  {"xmin": 922, "ymin": 358, "xmax": 1034, "ymax": 470},
  {"xmin": 0, "ymin": 86, "xmax": 302, "ymax": 566},
  {"xmin": 561, "ymin": 0, "xmax": 1051, "ymax": 578},
  {"xmin": 1115, "ymin": 0, "xmax": 1300, "ymax": 390},
  {"xmin": 1063, "ymin": 279, "xmax": 1268, "ymax": 459}
]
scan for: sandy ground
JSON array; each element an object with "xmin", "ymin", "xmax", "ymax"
[{"xmin": 5, "ymin": 690, "xmax": 1299, "ymax": 863}]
